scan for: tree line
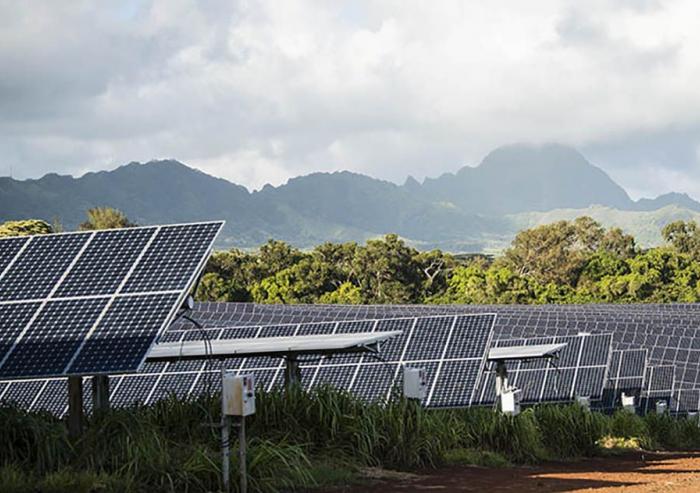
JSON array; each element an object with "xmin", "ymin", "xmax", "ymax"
[{"xmin": 3, "ymin": 208, "xmax": 700, "ymax": 304}]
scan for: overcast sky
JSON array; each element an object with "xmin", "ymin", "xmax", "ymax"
[{"xmin": 2, "ymin": 0, "xmax": 700, "ymax": 199}]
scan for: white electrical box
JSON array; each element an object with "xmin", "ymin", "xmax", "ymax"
[
  {"xmin": 500, "ymin": 389, "xmax": 521, "ymax": 416},
  {"xmin": 655, "ymin": 400, "xmax": 668, "ymax": 415},
  {"xmin": 621, "ymin": 393, "xmax": 636, "ymax": 413},
  {"xmin": 576, "ymin": 395, "xmax": 591, "ymax": 411},
  {"xmin": 222, "ymin": 372, "xmax": 256, "ymax": 416},
  {"xmin": 403, "ymin": 367, "xmax": 427, "ymax": 400}
]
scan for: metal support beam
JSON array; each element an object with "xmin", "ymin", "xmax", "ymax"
[
  {"xmin": 495, "ymin": 361, "xmax": 508, "ymax": 396},
  {"xmin": 67, "ymin": 376, "xmax": 84, "ymax": 439},
  {"xmin": 284, "ymin": 354, "xmax": 301, "ymax": 389},
  {"xmin": 91, "ymin": 375, "xmax": 110, "ymax": 415}
]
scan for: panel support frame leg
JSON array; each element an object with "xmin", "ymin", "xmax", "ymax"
[
  {"xmin": 284, "ymin": 353, "xmax": 301, "ymax": 390},
  {"xmin": 91, "ymin": 374, "xmax": 110, "ymax": 416},
  {"xmin": 67, "ymin": 376, "xmax": 84, "ymax": 439}
]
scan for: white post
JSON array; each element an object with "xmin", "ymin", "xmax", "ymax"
[
  {"xmin": 221, "ymin": 368, "xmax": 231, "ymax": 493},
  {"xmin": 238, "ymin": 416, "xmax": 247, "ymax": 493}
]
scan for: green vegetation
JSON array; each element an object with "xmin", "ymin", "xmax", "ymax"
[
  {"xmin": 0, "ymin": 219, "xmax": 53, "ymax": 237},
  {"xmin": 79, "ymin": 207, "xmax": 136, "ymax": 231},
  {"xmin": 196, "ymin": 217, "xmax": 700, "ymax": 304},
  {"xmin": 1, "ymin": 388, "xmax": 699, "ymax": 492}
]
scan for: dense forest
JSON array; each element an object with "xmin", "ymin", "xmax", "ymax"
[{"xmin": 4, "ymin": 208, "xmax": 700, "ymax": 305}]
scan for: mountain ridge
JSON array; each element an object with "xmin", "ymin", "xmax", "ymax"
[{"xmin": 1, "ymin": 144, "xmax": 698, "ymax": 251}]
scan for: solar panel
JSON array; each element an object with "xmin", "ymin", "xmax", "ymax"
[
  {"xmin": 597, "ymin": 349, "xmax": 647, "ymax": 410},
  {"xmin": 474, "ymin": 333, "xmax": 612, "ymax": 405},
  {"xmin": 640, "ymin": 365, "xmax": 676, "ymax": 413},
  {"xmin": 0, "ymin": 222, "xmax": 223, "ymax": 379},
  {"xmin": 2, "ymin": 313, "xmax": 496, "ymax": 414}
]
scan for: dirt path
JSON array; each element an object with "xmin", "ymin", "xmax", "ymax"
[{"xmin": 331, "ymin": 452, "xmax": 700, "ymax": 492}]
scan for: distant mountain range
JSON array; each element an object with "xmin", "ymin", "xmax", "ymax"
[{"xmin": 2, "ymin": 143, "xmax": 700, "ymax": 252}]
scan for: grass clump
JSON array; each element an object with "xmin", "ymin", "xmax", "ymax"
[{"xmin": 442, "ymin": 448, "xmax": 511, "ymax": 468}]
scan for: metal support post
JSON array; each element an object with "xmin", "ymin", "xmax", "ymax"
[
  {"xmin": 495, "ymin": 361, "xmax": 508, "ymax": 396},
  {"xmin": 237, "ymin": 416, "xmax": 247, "ymax": 493},
  {"xmin": 284, "ymin": 353, "xmax": 301, "ymax": 389},
  {"xmin": 221, "ymin": 368, "xmax": 231, "ymax": 493},
  {"xmin": 91, "ymin": 375, "xmax": 110, "ymax": 415},
  {"xmin": 67, "ymin": 376, "xmax": 84, "ymax": 439}
]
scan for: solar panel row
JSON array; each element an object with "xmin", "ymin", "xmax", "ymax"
[
  {"xmin": 0, "ymin": 313, "xmax": 496, "ymax": 414},
  {"xmin": 2, "ymin": 295, "xmax": 698, "ymax": 414},
  {"xmin": 166, "ymin": 302, "xmax": 700, "ymax": 412}
]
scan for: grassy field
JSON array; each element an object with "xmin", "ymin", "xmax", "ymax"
[{"xmin": 1, "ymin": 386, "xmax": 700, "ymax": 492}]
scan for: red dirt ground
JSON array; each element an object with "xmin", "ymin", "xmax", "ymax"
[{"xmin": 329, "ymin": 451, "xmax": 700, "ymax": 492}]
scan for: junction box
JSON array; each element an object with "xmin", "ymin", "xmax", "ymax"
[
  {"xmin": 576, "ymin": 395, "xmax": 591, "ymax": 411},
  {"xmin": 655, "ymin": 400, "xmax": 668, "ymax": 415},
  {"xmin": 500, "ymin": 389, "xmax": 521, "ymax": 416},
  {"xmin": 222, "ymin": 372, "xmax": 256, "ymax": 416},
  {"xmin": 403, "ymin": 367, "xmax": 427, "ymax": 400},
  {"xmin": 621, "ymin": 393, "xmax": 636, "ymax": 413}
]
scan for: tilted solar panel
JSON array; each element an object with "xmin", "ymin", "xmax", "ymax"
[
  {"xmin": 0, "ymin": 222, "xmax": 223, "ymax": 379},
  {"xmin": 474, "ymin": 333, "xmax": 613, "ymax": 405},
  {"xmin": 640, "ymin": 365, "xmax": 676, "ymax": 413},
  {"xmin": 596, "ymin": 348, "xmax": 647, "ymax": 409}
]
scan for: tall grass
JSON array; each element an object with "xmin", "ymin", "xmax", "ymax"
[{"xmin": 2, "ymin": 389, "xmax": 700, "ymax": 492}]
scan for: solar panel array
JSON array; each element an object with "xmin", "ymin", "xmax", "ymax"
[
  {"xmin": 4, "ymin": 296, "xmax": 700, "ymax": 415},
  {"xmin": 166, "ymin": 302, "xmax": 700, "ymax": 413},
  {"xmin": 1, "ymin": 313, "xmax": 496, "ymax": 414},
  {"xmin": 474, "ymin": 333, "xmax": 612, "ymax": 405},
  {"xmin": 0, "ymin": 223, "xmax": 222, "ymax": 379},
  {"xmin": 597, "ymin": 349, "xmax": 647, "ymax": 410}
]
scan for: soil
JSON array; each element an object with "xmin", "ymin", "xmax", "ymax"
[{"xmin": 327, "ymin": 451, "xmax": 700, "ymax": 492}]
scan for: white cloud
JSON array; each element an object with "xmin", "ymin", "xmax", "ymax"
[{"xmin": 2, "ymin": 0, "xmax": 700, "ymax": 198}]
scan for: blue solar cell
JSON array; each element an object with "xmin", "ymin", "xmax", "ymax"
[
  {"xmin": 313, "ymin": 365, "xmax": 356, "ymax": 390},
  {"xmin": 403, "ymin": 317, "xmax": 453, "ymax": 361},
  {"xmin": 0, "ymin": 298, "xmax": 109, "ymax": 378},
  {"xmin": 123, "ymin": 223, "xmax": 222, "ymax": 293},
  {"xmin": 148, "ymin": 373, "xmax": 197, "ymax": 403},
  {"xmin": 444, "ymin": 315, "xmax": 495, "ymax": 359},
  {"xmin": 0, "ymin": 237, "xmax": 29, "ymax": 275},
  {"xmin": 111, "ymin": 375, "xmax": 160, "ymax": 407},
  {"xmin": 67, "ymin": 293, "xmax": 180, "ymax": 374},
  {"xmin": 430, "ymin": 360, "xmax": 481, "ymax": 407},
  {"xmin": 0, "ymin": 303, "xmax": 41, "ymax": 364},
  {"xmin": 0, "ymin": 233, "xmax": 91, "ymax": 301},
  {"xmin": 31, "ymin": 379, "xmax": 67, "ymax": 416},
  {"xmin": 371, "ymin": 318, "xmax": 415, "ymax": 361},
  {"xmin": 1, "ymin": 380, "xmax": 45, "ymax": 408},
  {"xmin": 55, "ymin": 227, "xmax": 157, "ymax": 297}
]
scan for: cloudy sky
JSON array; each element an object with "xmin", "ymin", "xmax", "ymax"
[{"xmin": 2, "ymin": 0, "xmax": 700, "ymax": 199}]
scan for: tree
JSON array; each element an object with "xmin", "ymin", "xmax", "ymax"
[
  {"xmin": 352, "ymin": 234, "xmax": 423, "ymax": 303},
  {"xmin": 318, "ymin": 282, "xmax": 362, "ymax": 304},
  {"xmin": 600, "ymin": 227, "xmax": 637, "ymax": 259},
  {"xmin": 79, "ymin": 207, "xmax": 135, "ymax": 230},
  {"xmin": 254, "ymin": 240, "xmax": 307, "ymax": 279},
  {"xmin": 503, "ymin": 220, "xmax": 583, "ymax": 286},
  {"xmin": 251, "ymin": 257, "xmax": 338, "ymax": 304},
  {"xmin": 0, "ymin": 219, "xmax": 53, "ymax": 237},
  {"xmin": 414, "ymin": 249, "xmax": 457, "ymax": 299},
  {"xmin": 503, "ymin": 217, "xmax": 637, "ymax": 288},
  {"xmin": 662, "ymin": 220, "xmax": 700, "ymax": 257}
]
